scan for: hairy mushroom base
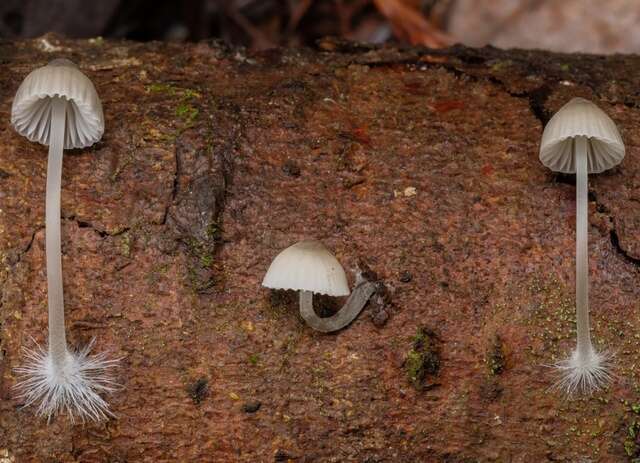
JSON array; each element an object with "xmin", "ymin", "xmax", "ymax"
[
  {"xmin": 552, "ymin": 348, "xmax": 614, "ymax": 396},
  {"xmin": 14, "ymin": 340, "xmax": 120, "ymax": 423}
]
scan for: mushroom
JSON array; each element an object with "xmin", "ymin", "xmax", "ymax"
[
  {"xmin": 11, "ymin": 59, "xmax": 119, "ymax": 421},
  {"xmin": 539, "ymin": 97, "xmax": 625, "ymax": 394},
  {"xmin": 262, "ymin": 240, "xmax": 377, "ymax": 332}
]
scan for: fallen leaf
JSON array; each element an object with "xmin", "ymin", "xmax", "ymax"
[{"xmin": 373, "ymin": 0, "xmax": 451, "ymax": 48}]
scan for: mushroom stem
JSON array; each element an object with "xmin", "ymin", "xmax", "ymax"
[
  {"xmin": 45, "ymin": 96, "xmax": 68, "ymax": 366},
  {"xmin": 575, "ymin": 135, "xmax": 592, "ymax": 361},
  {"xmin": 299, "ymin": 273, "xmax": 377, "ymax": 333},
  {"xmin": 551, "ymin": 135, "xmax": 613, "ymax": 395}
]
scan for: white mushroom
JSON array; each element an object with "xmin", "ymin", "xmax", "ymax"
[
  {"xmin": 539, "ymin": 97, "xmax": 625, "ymax": 394},
  {"xmin": 262, "ymin": 240, "xmax": 377, "ymax": 333},
  {"xmin": 11, "ymin": 59, "xmax": 118, "ymax": 422}
]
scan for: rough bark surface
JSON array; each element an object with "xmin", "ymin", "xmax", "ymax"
[{"xmin": 2, "ymin": 35, "xmax": 640, "ymax": 462}]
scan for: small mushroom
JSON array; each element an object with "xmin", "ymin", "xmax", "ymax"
[
  {"xmin": 262, "ymin": 240, "xmax": 377, "ymax": 332},
  {"xmin": 11, "ymin": 59, "xmax": 118, "ymax": 421},
  {"xmin": 539, "ymin": 97, "xmax": 625, "ymax": 394}
]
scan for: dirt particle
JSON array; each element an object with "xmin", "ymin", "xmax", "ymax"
[
  {"xmin": 341, "ymin": 174, "xmax": 365, "ymax": 189},
  {"xmin": 399, "ymin": 271, "xmax": 412, "ymax": 283},
  {"xmin": 486, "ymin": 334, "xmax": 506, "ymax": 376},
  {"xmin": 371, "ymin": 304, "xmax": 389, "ymax": 328},
  {"xmin": 404, "ymin": 327, "xmax": 441, "ymax": 391},
  {"xmin": 268, "ymin": 288, "xmax": 340, "ymax": 318},
  {"xmin": 369, "ymin": 281, "xmax": 392, "ymax": 328},
  {"xmin": 282, "ymin": 160, "xmax": 301, "ymax": 177},
  {"xmin": 274, "ymin": 449, "xmax": 292, "ymax": 462},
  {"xmin": 242, "ymin": 401, "xmax": 262, "ymax": 414},
  {"xmin": 354, "ymin": 260, "xmax": 391, "ymax": 327},
  {"xmin": 479, "ymin": 377, "xmax": 503, "ymax": 401},
  {"xmin": 269, "ymin": 289, "xmax": 297, "ymax": 307},
  {"xmin": 315, "ymin": 293, "xmax": 341, "ymax": 317},
  {"xmin": 187, "ymin": 378, "xmax": 209, "ymax": 405}
]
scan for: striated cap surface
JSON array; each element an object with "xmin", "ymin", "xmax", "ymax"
[
  {"xmin": 11, "ymin": 59, "xmax": 104, "ymax": 149},
  {"xmin": 539, "ymin": 97, "xmax": 624, "ymax": 174},
  {"xmin": 262, "ymin": 240, "xmax": 350, "ymax": 297}
]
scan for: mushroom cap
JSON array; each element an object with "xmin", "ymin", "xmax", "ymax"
[
  {"xmin": 539, "ymin": 97, "xmax": 625, "ymax": 174},
  {"xmin": 11, "ymin": 58, "xmax": 104, "ymax": 149},
  {"xmin": 262, "ymin": 240, "xmax": 350, "ymax": 297}
]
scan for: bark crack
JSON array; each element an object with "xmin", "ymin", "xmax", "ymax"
[
  {"xmin": 590, "ymin": 189, "xmax": 640, "ymax": 267},
  {"xmin": 10, "ymin": 225, "xmax": 45, "ymax": 266},
  {"xmin": 160, "ymin": 142, "xmax": 180, "ymax": 227},
  {"xmin": 62, "ymin": 214, "xmax": 130, "ymax": 238}
]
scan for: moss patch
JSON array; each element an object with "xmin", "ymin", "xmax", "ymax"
[
  {"xmin": 404, "ymin": 327, "xmax": 440, "ymax": 391},
  {"xmin": 146, "ymin": 82, "xmax": 201, "ymax": 129},
  {"xmin": 176, "ymin": 102, "xmax": 199, "ymax": 125},
  {"xmin": 624, "ymin": 404, "xmax": 640, "ymax": 461}
]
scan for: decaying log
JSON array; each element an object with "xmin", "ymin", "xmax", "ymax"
[{"xmin": 2, "ymin": 35, "xmax": 640, "ymax": 461}]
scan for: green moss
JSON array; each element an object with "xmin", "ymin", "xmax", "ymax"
[
  {"xmin": 146, "ymin": 83, "xmax": 178, "ymax": 95},
  {"xmin": 248, "ymin": 354, "xmax": 260, "ymax": 366},
  {"xmin": 405, "ymin": 351, "xmax": 425, "ymax": 385},
  {"xmin": 186, "ymin": 263, "xmax": 215, "ymax": 293},
  {"xmin": 120, "ymin": 231, "xmax": 131, "ymax": 258},
  {"xmin": 489, "ymin": 59, "xmax": 513, "ymax": 72},
  {"xmin": 625, "ymin": 421, "xmax": 640, "ymax": 457},
  {"xmin": 404, "ymin": 327, "xmax": 440, "ymax": 391},
  {"xmin": 182, "ymin": 89, "xmax": 201, "ymax": 99},
  {"xmin": 176, "ymin": 103, "xmax": 199, "ymax": 124},
  {"xmin": 146, "ymin": 83, "xmax": 201, "ymax": 129},
  {"xmin": 88, "ymin": 36, "xmax": 104, "ymax": 46},
  {"xmin": 186, "ymin": 237, "xmax": 214, "ymax": 268},
  {"xmin": 206, "ymin": 220, "xmax": 222, "ymax": 241},
  {"xmin": 199, "ymin": 254, "xmax": 213, "ymax": 267},
  {"xmin": 624, "ymin": 405, "xmax": 640, "ymax": 459}
]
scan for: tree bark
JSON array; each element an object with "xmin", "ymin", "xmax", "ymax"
[{"xmin": 1, "ymin": 34, "xmax": 640, "ymax": 461}]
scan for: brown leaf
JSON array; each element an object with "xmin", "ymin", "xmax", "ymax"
[{"xmin": 373, "ymin": 0, "xmax": 451, "ymax": 48}]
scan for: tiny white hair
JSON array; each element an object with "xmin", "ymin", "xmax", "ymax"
[
  {"xmin": 13, "ymin": 339, "xmax": 120, "ymax": 423},
  {"xmin": 551, "ymin": 348, "xmax": 614, "ymax": 396}
]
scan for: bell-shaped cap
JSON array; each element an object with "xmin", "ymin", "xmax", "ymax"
[
  {"xmin": 262, "ymin": 240, "xmax": 350, "ymax": 297},
  {"xmin": 539, "ymin": 97, "xmax": 625, "ymax": 174},
  {"xmin": 11, "ymin": 58, "xmax": 104, "ymax": 149}
]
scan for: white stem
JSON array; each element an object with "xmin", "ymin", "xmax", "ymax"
[
  {"xmin": 575, "ymin": 135, "xmax": 591, "ymax": 360},
  {"xmin": 298, "ymin": 275, "xmax": 377, "ymax": 333},
  {"xmin": 46, "ymin": 97, "xmax": 67, "ymax": 365}
]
